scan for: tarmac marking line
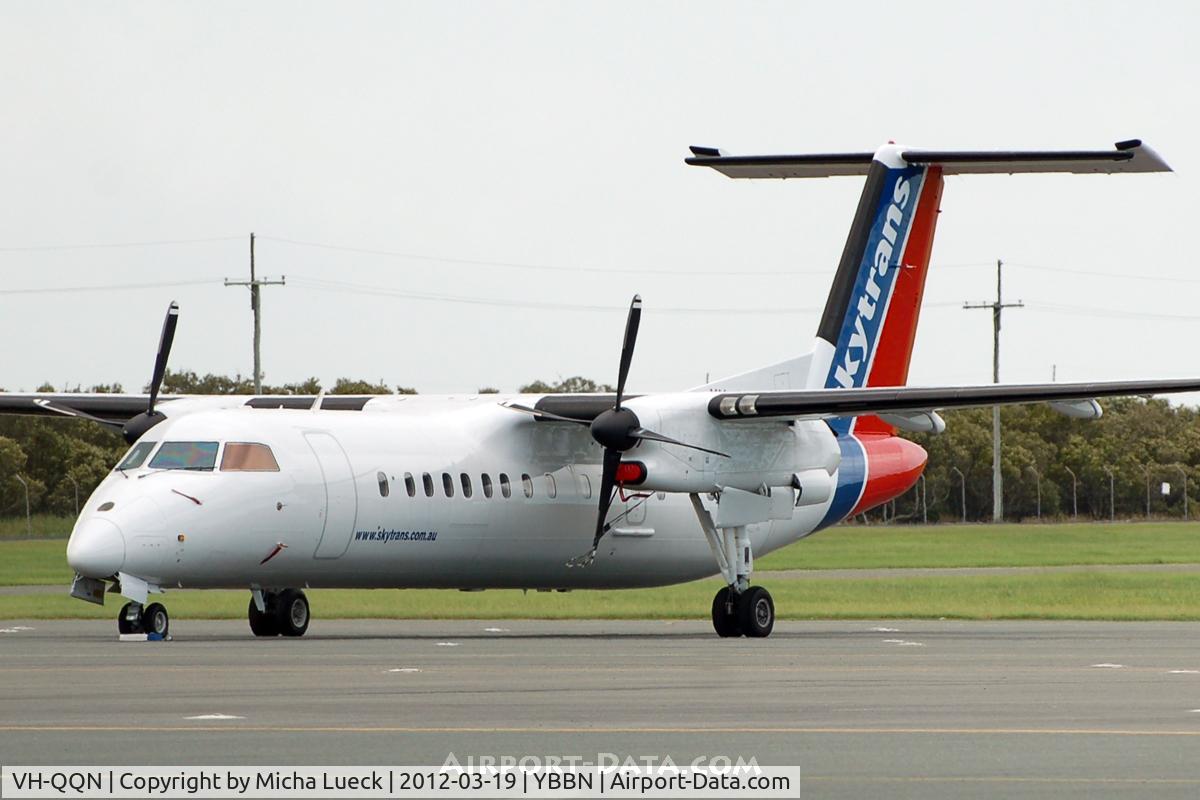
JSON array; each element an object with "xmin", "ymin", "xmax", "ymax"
[{"xmin": 3, "ymin": 725, "xmax": 1200, "ymax": 736}]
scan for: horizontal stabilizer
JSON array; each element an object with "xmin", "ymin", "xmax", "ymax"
[{"xmin": 686, "ymin": 140, "xmax": 1170, "ymax": 179}]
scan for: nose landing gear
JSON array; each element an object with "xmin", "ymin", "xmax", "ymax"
[
  {"xmin": 116, "ymin": 601, "xmax": 170, "ymax": 637},
  {"xmin": 248, "ymin": 589, "xmax": 310, "ymax": 638}
]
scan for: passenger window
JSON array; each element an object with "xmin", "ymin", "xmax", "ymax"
[
  {"xmin": 481, "ymin": 473, "xmax": 493, "ymax": 499},
  {"xmin": 422, "ymin": 472, "xmax": 434, "ymax": 497},
  {"xmin": 404, "ymin": 473, "xmax": 416, "ymax": 498},
  {"xmin": 150, "ymin": 442, "xmax": 219, "ymax": 471},
  {"xmin": 377, "ymin": 471, "xmax": 390, "ymax": 498},
  {"xmin": 522, "ymin": 473, "xmax": 534, "ymax": 498},
  {"xmin": 545, "ymin": 473, "xmax": 557, "ymax": 499},
  {"xmin": 442, "ymin": 472, "xmax": 455, "ymax": 498},
  {"xmin": 116, "ymin": 441, "xmax": 157, "ymax": 471},
  {"xmin": 500, "ymin": 473, "xmax": 512, "ymax": 499},
  {"xmin": 221, "ymin": 442, "xmax": 280, "ymax": 472},
  {"xmin": 461, "ymin": 473, "xmax": 473, "ymax": 498}
]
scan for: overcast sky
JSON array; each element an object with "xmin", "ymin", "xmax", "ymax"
[{"xmin": 2, "ymin": 1, "xmax": 1198, "ymax": 404}]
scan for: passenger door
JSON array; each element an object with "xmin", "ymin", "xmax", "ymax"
[{"xmin": 306, "ymin": 432, "xmax": 359, "ymax": 559}]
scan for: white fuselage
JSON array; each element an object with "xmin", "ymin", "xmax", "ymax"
[{"xmin": 67, "ymin": 395, "xmax": 841, "ymax": 592}]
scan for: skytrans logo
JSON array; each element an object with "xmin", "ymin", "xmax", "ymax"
[{"xmin": 826, "ymin": 165, "xmax": 925, "ymax": 391}]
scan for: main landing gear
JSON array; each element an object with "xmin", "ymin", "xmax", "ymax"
[
  {"xmin": 711, "ymin": 585, "xmax": 775, "ymax": 638},
  {"xmin": 117, "ymin": 601, "xmax": 170, "ymax": 637},
  {"xmin": 248, "ymin": 588, "xmax": 310, "ymax": 637},
  {"xmin": 689, "ymin": 494, "xmax": 776, "ymax": 638}
]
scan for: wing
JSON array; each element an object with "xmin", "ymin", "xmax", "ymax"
[
  {"xmin": 706, "ymin": 377, "xmax": 1200, "ymax": 420},
  {"xmin": 0, "ymin": 393, "xmax": 160, "ymax": 425},
  {"xmin": 0, "ymin": 393, "xmax": 378, "ymax": 426}
]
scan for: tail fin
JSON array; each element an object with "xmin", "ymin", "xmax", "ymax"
[
  {"xmin": 687, "ymin": 139, "xmax": 1169, "ymax": 434},
  {"xmin": 810, "ymin": 149, "xmax": 943, "ymax": 434}
]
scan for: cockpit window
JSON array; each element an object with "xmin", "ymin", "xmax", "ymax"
[
  {"xmin": 116, "ymin": 441, "xmax": 157, "ymax": 471},
  {"xmin": 149, "ymin": 442, "xmax": 219, "ymax": 471},
  {"xmin": 221, "ymin": 442, "xmax": 280, "ymax": 472}
]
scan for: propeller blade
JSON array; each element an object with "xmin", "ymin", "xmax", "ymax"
[
  {"xmin": 33, "ymin": 400, "xmax": 125, "ymax": 432},
  {"xmin": 568, "ymin": 447, "xmax": 622, "ymax": 568},
  {"xmin": 614, "ymin": 295, "xmax": 642, "ymax": 409},
  {"xmin": 147, "ymin": 301, "xmax": 179, "ymax": 415},
  {"xmin": 630, "ymin": 426, "xmax": 730, "ymax": 458},
  {"xmin": 500, "ymin": 402, "xmax": 590, "ymax": 425}
]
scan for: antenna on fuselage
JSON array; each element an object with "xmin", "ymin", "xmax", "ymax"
[{"xmin": 310, "ymin": 389, "xmax": 326, "ymax": 412}]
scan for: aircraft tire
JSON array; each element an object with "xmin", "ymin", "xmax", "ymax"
[
  {"xmin": 142, "ymin": 603, "xmax": 169, "ymax": 637},
  {"xmin": 711, "ymin": 587, "xmax": 742, "ymax": 638},
  {"xmin": 276, "ymin": 589, "xmax": 310, "ymax": 638},
  {"xmin": 117, "ymin": 602, "xmax": 140, "ymax": 634},
  {"xmin": 737, "ymin": 586, "xmax": 774, "ymax": 638},
  {"xmin": 248, "ymin": 596, "xmax": 280, "ymax": 637}
]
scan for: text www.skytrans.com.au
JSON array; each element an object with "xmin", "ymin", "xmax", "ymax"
[{"xmin": 354, "ymin": 529, "xmax": 438, "ymax": 543}]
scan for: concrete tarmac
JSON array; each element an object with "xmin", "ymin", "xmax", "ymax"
[{"xmin": 1, "ymin": 618, "xmax": 1200, "ymax": 799}]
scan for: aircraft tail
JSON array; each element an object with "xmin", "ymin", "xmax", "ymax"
[
  {"xmin": 809, "ymin": 149, "xmax": 942, "ymax": 434},
  {"xmin": 688, "ymin": 140, "xmax": 1169, "ymax": 434}
]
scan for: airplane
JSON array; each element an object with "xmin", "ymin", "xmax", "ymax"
[{"xmin": 1, "ymin": 139, "xmax": 1193, "ymax": 640}]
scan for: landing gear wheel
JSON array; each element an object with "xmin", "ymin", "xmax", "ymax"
[
  {"xmin": 737, "ymin": 586, "xmax": 774, "ymax": 638},
  {"xmin": 248, "ymin": 596, "xmax": 280, "ymax": 637},
  {"xmin": 711, "ymin": 587, "xmax": 741, "ymax": 638},
  {"xmin": 117, "ymin": 602, "xmax": 141, "ymax": 634},
  {"xmin": 275, "ymin": 589, "xmax": 309, "ymax": 638},
  {"xmin": 141, "ymin": 603, "xmax": 169, "ymax": 637}
]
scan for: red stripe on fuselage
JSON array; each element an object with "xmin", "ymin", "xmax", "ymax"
[
  {"xmin": 855, "ymin": 166, "xmax": 945, "ymax": 436},
  {"xmin": 850, "ymin": 434, "xmax": 928, "ymax": 516}
]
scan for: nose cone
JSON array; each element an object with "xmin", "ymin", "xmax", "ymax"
[{"xmin": 67, "ymin": 518, "xmax": 125, "ymax": 578}]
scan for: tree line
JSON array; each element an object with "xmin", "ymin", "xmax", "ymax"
[
  {"xmin": 910, "ymin": 398, "xmax": 1199, "ymax": 522},
  {"xmin": 0, "ymin": 370, "xmax": 1195, "ymax": 522}
]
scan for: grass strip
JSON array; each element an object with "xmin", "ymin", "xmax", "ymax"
[{"xmin": 2, "ymin": 572, "xmax": 1198, "ymax": 621}]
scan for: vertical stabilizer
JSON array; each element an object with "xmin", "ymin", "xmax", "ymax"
[{"xmin": 806, "ymin": 146, "xmax": 944, "ymax": 435}]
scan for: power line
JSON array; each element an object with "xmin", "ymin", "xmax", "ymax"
[
  {"xmin": 262, "ymin": 235, "xmax": 829, "ymax": 276},
  {"xmin": 287, "ymin": 275, "xmax": 840, "ymax": 315},
  {"xmin": 1026, "ymin": 302, "xmax": 1200, "ymax": 322},
  {"xmin": 0, "ymin": 279, "xmax": 219, "ymax": 295},
  {"xmin": 1007, "ymin": 261, "xmax": 1200, "ymax": 284},
  {"xmin": 4, "ymin": 271, "xmax": 1192, "ymax": 323},
  {"xmin": 263, "ymin": 234, "xmax": 990, "ymax": 277},
  {"xmin": 0, "ymin": 235, "xmax": 243, "ymax": 253}
]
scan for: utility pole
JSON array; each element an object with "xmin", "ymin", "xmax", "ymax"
[
  {"xmin": 1104, "ymin": 466, "xmax": 1115, "ymax": 522},
  {"xmin": 964, "ymin": 259, "xmax": 1024, "ymax": 522},
  {"xmin": 1175, "ymin": 464, "xmax": 1189, "ymax": 521},
  {"xmin": 1063, "ymin": 466, "xmax": 1078, "ymax": 520},
  {"xmin": 225, "ymin": 233, "xmax": 286, "ymax": 394},
  {"xmin": 1142, "ymin": 464, "xmax": 1153, "ymax": 519},
  {"xmin": 1028, "ymin": 465, "xmax": 1042, "ymax": 521},
  {"xmin": 950, "ymin": 466, "xmax": 966, "ymax": 524},
  {"xmin": 66, "ymin": 474, "xmax": 79, "ymax": 518},
  {"xmin": 14, "ymin": 474, "xmax": 30, "ymax": 537}
]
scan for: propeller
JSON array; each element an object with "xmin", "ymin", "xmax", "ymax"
[
  {"xmin": 121, "ymin": 302, "xmax": 179, "ymax": 444},
  {"xmin": 33, "ymin": 399, "xmax": 125, "ymax": 432},
  {"xmin": 510, "ymin": 295, "xmax": 729, "ymax": 568}
]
